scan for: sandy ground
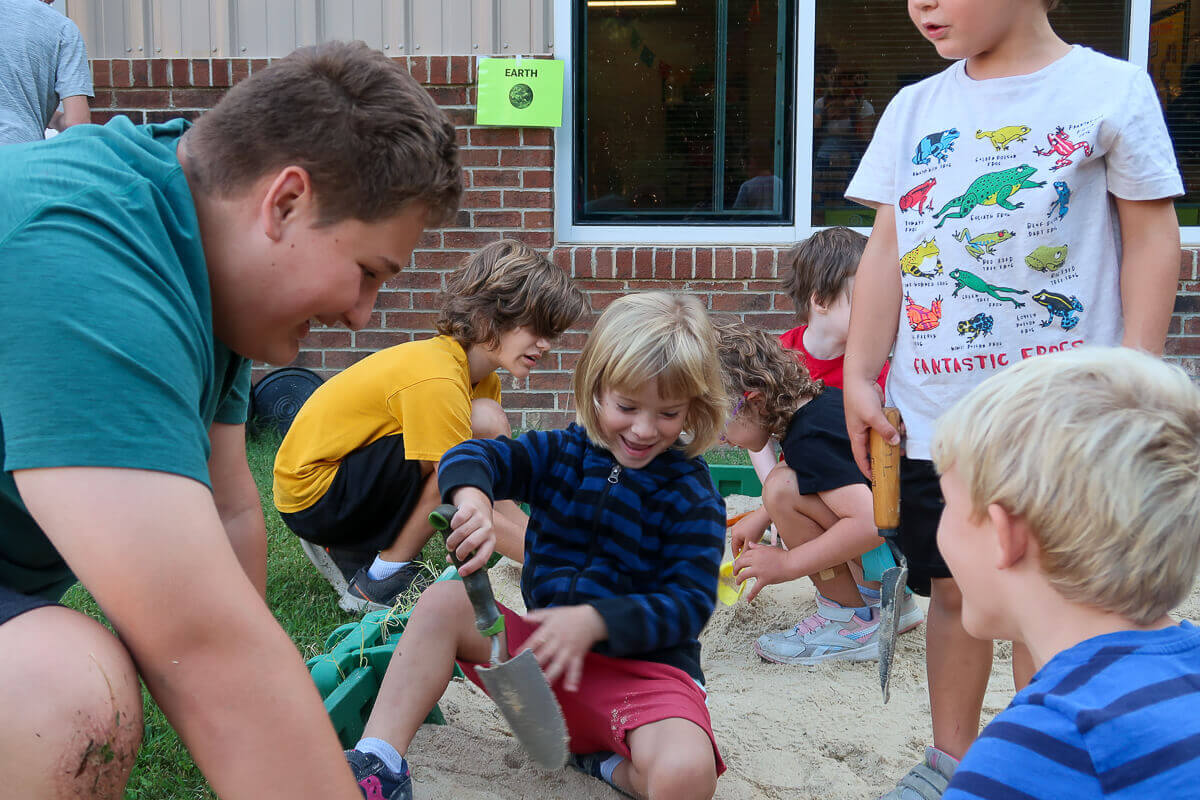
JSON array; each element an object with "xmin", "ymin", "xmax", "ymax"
[{"xmin": 404, "ymin": 496, "xmax": 1200, "ymax": 799}]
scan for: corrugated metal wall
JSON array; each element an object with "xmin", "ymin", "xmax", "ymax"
[{"xmin": 57, "ymin": 0, "xmax": 553, "ymax": 58}]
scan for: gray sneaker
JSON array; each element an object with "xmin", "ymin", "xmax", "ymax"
[
  {"xmin": 878, "ymin": 746, "xmax": 959, "ymax": 800},
  {"xmin": 343, "ymin": 563, "xmax": 432, "ymax": 613},
  {"xmin": 754, "ymin": 596, "xmax": 880, "ymax": 665},
  {"xmin": 298, "ymin": 540, "xmax": 369, "ymax": 598}
]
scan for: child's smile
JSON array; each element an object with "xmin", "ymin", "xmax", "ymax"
[{"xmin": 595, "ymin": 380, "xmax": 691, "ymax": 468}]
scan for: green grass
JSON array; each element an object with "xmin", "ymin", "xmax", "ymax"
[{"xmin": 59, "ymin": 432, "xmax": 746, "ymax": 798}]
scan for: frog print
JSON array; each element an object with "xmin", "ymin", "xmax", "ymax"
[
  {"xmin": 933, "ymin": 164, "xmax": 1045, "ymax": 229},
  {"xmin": 953, "ymin": 228, "xmax": 1015, "ymax": 261},
  {"xmin": 956, "ymin": 312, "xmax": 994, "ymax": 343},
  {"xmin": 1025, "ymin": 244, "xmax": 1068, "ymax": 273},
  {"xmin": 912, "ymin": 129, "xmax": 960, "ymax": 166},
  {"xmin": 975, "ymin": 125, "xmax": 1030, "ymax": 151},
  {"xmin": 1031, "ymin": 289, "xmax": 1083, "ymax": 330}
]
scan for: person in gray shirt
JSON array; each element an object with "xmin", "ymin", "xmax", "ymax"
[{"xmin": 0, "ymin": 0, "xmax": 93, "ymax": 144}]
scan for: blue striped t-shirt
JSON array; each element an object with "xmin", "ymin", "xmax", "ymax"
[{"xmin": 945, "ymin": 621, "xmax": 1200, "ymax": 799}]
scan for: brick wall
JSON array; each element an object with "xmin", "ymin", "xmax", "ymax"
[{"xmin": 91, "ymin": 55, "xmax": 1200, "ymax": 429}]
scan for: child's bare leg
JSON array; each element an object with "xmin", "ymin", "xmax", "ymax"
[
  {"xmin": 0, "ymin": 606, "xmax": 143, "ymax": 799},
  {"xmin": 926, "ymin": 576, "xmax": 993, "ymax": 759},
  {"xmin": 361, "ymin": 581, "xmax": 493, "ymax": 751},
  {"xmin": 1011, "ymin": 640, "xmax": 1035, "ymax": 690},
  {"xmin": 763, "ymin": 467, "xmax": 861, "ymax": 608},
  {"xmin": 615, "ymin": 717, "xmax": 717, "ymax": 800}
]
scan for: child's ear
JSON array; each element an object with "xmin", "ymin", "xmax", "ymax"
[
  {"xmin": 809, "ymin": 292, "xmax": 827, "ymax": 314},
  {"xmin": 988, "ymin": 502, "xmax": 1029, "ymax": 570},
  {"xmin": 259, "ymin": 165, "xmax": 315, "ymax": 242}
]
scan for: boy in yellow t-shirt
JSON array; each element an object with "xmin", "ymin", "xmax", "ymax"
[{"xmin": 274, "ymin": 239, "xmax": 588, "ymax": 612}]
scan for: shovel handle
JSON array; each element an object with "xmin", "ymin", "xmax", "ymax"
[
  {"xmin": 869, "ymin": 408, "xmax": 902, "ymax": 532},
  {"xmin": 430, "ymin": 503, "xmax": 505, "ymax": 639}
]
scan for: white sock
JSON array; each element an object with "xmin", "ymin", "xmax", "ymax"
[
  {"xmin": 355, "ymin": 737, "xmax": 407, "ymax": 775},
  {"xmin": 599, "ymin": 753, "xmax": 625, "ymax": 784},
  {"xmin": 367, "ymin": 556, "xmax": 409, "ymax": 581}
]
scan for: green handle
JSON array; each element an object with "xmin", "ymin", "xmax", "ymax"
[{"xmin": 429, "ymin": 503, "xmax": 504, "ymax": 639}]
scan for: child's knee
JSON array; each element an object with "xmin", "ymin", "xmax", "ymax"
[
  {"xmin": 646, "ymin": 750, "xmax": 718, "ymax": 800},
  {"xmin": 761, "ymin": 467, "xmax": 798, "ymax": 516},
  {"xmin": 470, "ymin": 399, "xmax": 511, "ymax": 439}
]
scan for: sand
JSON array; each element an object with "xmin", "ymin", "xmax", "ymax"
[{"xmin": 404, "ymin": 496, "xmax": 1200, "ymax": 799}]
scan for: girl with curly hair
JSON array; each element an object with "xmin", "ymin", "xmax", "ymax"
[{"xmin": 715, "ymin": 321, "xmax": 895, "ymax": 666}]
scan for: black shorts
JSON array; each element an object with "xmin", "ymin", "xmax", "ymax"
[
  {"xmin": 896, "ymin": 457, "xmax": 951, "ymax": 597},
  {"xmin": 0, "ymin": 583, "xmax": 55, "ymax": 627},
  {"xmin": 279, "ymin": 434, "xmax": 426, "ymax": 556}
]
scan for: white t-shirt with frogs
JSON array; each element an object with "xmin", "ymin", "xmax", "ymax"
[{"xmin": 847, "ymin": 45, "xmax": 1182, "ymax": 459}]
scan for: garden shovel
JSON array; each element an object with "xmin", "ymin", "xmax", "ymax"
[
  {"xmin": 429, "ymin": 504, "xmax": 569, "ymax": 770},
  {"xmin": 870, "ymin": 408, "xmax": 906, "ymax": 704}
]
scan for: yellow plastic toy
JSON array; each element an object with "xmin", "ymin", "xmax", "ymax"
[{"xmin": 717, "ymin": 560, "xmax": 747, "ymax": 606}]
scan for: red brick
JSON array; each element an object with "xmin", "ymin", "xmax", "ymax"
[
  {"xmin": 500, "ymin": 149, "xmax": 553, "ymax": 167},
  {"xmin": 733, "ymin": 250, "xmax": 754, "ymax": 279},
  {"xmin": 1169, "ymin": 316, "xmax": 1183, "ymax": 336},
  {"xmin": 429, "ymin": 56, "xmax": 450, "ymax": 84},
  {"xmin": 594, "ymin": 248, "xmax": 614, "ymax": 279},
  {"xmin": 552, "ymin": 248, "xmax": 573, "ymax": 272},
  {"xmin": 443, "ymin": 230, "xmax": 504, "ymax": 248},
  {"xmin": 111, "ymin": 60, "xmax": 131, "ymax": 87},
  {"xmin": 131, "ymin": 60, "xmax": 149, "ymax": 87},
  {"xmin": 502, "ymin": 190, "xmax": 551, "ymax": 208},
  {"xmin": 466, "ymin": 86, "xmax": 477, "ymax": 105},
  {"xmin": 292, "ymin": 350, "xmax": 325, "ymax": 369},
  {"xmin": 470, "ymin": 128, "xmax": 521, "ymax": 147},
  {"xmin": 150, "ymin": 59, "xmax": 169, "ymax": 86},
  {"xmin": 460, "ymin": 148, "xmax": 500, "ymax": 167},
  {"xmin": 410, "ymin": 289, "xmax": 442, "ymax": 309},
  {"xmin": 774, "ymin": 293, "xmax": 795, "ymax": 312},
  {"xmin": 90, "ymin": 110, "xmax": 127, "ymax": 125},
  {"xmin": 524, "ymin": 211, "xmax": 553, "ymax": 229},
  {"xmin": 413, "ymin": 250, "xmax": 471, "ymax": 269},
  {"xmin": 1181, "ymin": 250, "xmax": 1196, "ymax": 281},
  {"xmin": 325, "ymin": 351, "xmax": 372, "ymax": 370},
  {"xmin": 92, "ymin": 90, "xmax": 114, "ymax": 108},
  {"xmin": 1165, "ymin": 336, "xmax": 1200, "ymax": 356},
  {"xmin": 387, "ymin": 311, "xmax": 441, "ymax": 331},
  {"xmin": 573, "ymin": 248, "xmax": 594, "ymax": 279},
  {"xmin": 523, "ymin": 129, "xmax": 552, "ymax": 146},
  {"xmin": 146, "ymin": 109, "xmax": 202, "ymax": 124},
  {"xmin": 755, "ymin": 249, "xmax": 776, "ymax": 278},
  {"xmin": 211, "ymin": 59, "xmax": 232, "ymax": 87},
  {"xmin": 354, "ymin": 331, "xmax": 409, "ymax": 350},
  {"xmin": 192, "ymin": 59, "xmax": 211, "ymax": 86},
  {"xmin": 428, "ymin": 86, "xmax": 467, "ymax": 105},
  {"xmin": 375, "ymin": 290, "xmax": 413, "ymax": 309},
  {"xmin": 1185, "ymin": 317, "xmax": 1200, "ymax": 335},
  {"xmin": 171, "ymin": 88, "xmax": 226, "ymax": 108},
  {"xmin": 612, "ymin": 249, "xmax": 632, "ymax": 279},
  {"xmin": 449, "ymin": 56, "xmax": 470, "ymax": 84},
  {"xmin": 92, "ymin": 60, "xmax": 112, "ymax": 88},
  {"xmin": 523, "ymin": 170, "xmax": 552, "ymax": 189},
  {"xmin": 231, "ymin": 60, "xmax": 250, "ymax": 85},
  {"xmin": 400, "ymin": 271, "xmax": 445, "ymax": 290},
  {"xmin": 695, "ymin": 249, "xmax": 713, "ymax": 280},
  {"xmin": 408, "ymin": 57, "xmax": 429, "ymax": 84},
  {"xmin": 471, "ymin": 169, "xmax": 521, "ymax": 187},
  {"xmin": 170, "ymin": 59, "xmax": 189, "ymax": 85},
  {"xmin": 516, "ymin": 231, "xmax": 553, "ymax": 248},
  {"xmin": 532, "ymin": 372, "xmax": 574, "ymax": 391},
  {"xmin": 114, "ymin": 89, "xmax": 170, "ymax": 108},
  {"xmin": 445, "ymin": 107, "xmax": 474, "ymax": 126},
  {"xmin": 741, "ymin": 312, "xmax": 796, "ymax": 330},
  {"xmin": 415, "ymin": 231, "xmax": 442, "ymax": 249},
  {"xmin": 574, "ymin": 279, "xmax": 626, "ymax": 292},
  {"xmin": 653, "ymin": 249, "xmax": 673, "ymax": 279},
  {"xmin": 455, "ymin": 128, "xmax": 468, "ymax": 146},
  {"xmin": 250, "ymin": 58, "xmax": 269, "ymax": 75},
  {"xmin": 461, "ymin": 190, "xmax": 502, "ymax": 209},
  {"xmin": 712, "ymin": 293, "xmax": 770, "ymax": 312},
  {"xmin": 302, "ymin": 330, "xmax": 353, "ymax": 348},
  {"xmin": 476, "ymin": 210, "xmax": 522, "ymax": 227},
  {"xmin": 715, "ymin": 248, "xmax": 735, "ymax": 279}
]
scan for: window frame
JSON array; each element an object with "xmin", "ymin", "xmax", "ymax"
[{"xmin": 552, "ymin": 0, "xmax": 1198, "ymax": 245}]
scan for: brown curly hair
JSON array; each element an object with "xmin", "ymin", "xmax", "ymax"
[
  {"xmin": 435, "ymin": 239, "xmax": 588, "ymax": 348},
  {"xmin": 714, "ymin": 321, "xmax": 823, "ymax": 439}
]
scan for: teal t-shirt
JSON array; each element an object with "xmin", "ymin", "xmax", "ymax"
[{"xmin": 0, "ymin": 117, "xmax": 251, "ymax": 599}]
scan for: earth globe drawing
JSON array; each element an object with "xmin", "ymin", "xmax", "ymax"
[{"xmin": 508, "ymin": 83, "xmax": 534, "ymax": 109}]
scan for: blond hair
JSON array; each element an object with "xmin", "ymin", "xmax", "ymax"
[
  {"xmin": 713, "ymin": 321, "xmax": 823, "ymax": 439},
  {"xmin": 781, "ymin": 226, "xmax": 867, "ymax": 324},
  {"xmin": 574, "ymin": 293, "xmax": 727, "ymax": 458},
  {"xmin": 435, "ymin": 239, "xmax": 588, "ymax": 348},
  {"xmin": 931, "ymin": 348, "xmax": 1200, "ymax": 624}
]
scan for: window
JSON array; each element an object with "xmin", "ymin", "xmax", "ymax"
[
  {"xmin": 554, "ymin": 1, "xmax": 1196, "ymax": 242},
  {"xmin": 574, "ymin": 0, "xmax": 796, "ymax": 225}
]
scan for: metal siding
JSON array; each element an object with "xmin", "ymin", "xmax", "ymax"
[{"xmin": 64, "ymin": 0, "xmax": 552, "ymax": 57}]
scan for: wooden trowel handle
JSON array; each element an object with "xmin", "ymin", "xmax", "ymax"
[{"xmin": 869, "ymin": 408, "xmax": 902, "ymax": 531}]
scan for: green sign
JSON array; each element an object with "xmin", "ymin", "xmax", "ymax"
[{"xmin": 476, "ymin": 58, "xmax": 565, "ymax": 127}]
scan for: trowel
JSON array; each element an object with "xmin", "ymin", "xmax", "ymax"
[
  {"xmin": 870, "ymin": 408, "xmax": 906, "ymax": 704},
  {"xmin": 429, "ymin": 504, "xmax": 569, "ymax": 769}
]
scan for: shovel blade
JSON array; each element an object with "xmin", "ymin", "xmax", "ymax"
[
  {"xmin": 477, "ymin": 648, "xmax": 569, "ymax": 770},
  {"xmin": 878, "ymin": 563, "xmax": 908, "ymax": 704}
]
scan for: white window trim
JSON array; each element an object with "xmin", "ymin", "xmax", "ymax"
[{"xmin": 552, "ymin": 0, "xmax": 1199, "ymax": 246}]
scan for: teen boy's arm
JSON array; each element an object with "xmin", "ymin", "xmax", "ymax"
[
  {"xmin": 208, "ymin": 421, "xmax": 268, "ymax": 596},
  {"xmin": 15, "ymin": 467, "xmax": 362, "ymax": 800},
  {"xmin": 1116, "ymin": 197, "xmax": 1182, "ymax": 355},
  {"xmin": 844, "ymin": 203, "xmax": 902, "ymax": 478}
]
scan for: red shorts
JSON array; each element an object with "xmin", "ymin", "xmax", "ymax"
[{"xmin": 456, "ymin": 604, "xmax": 726, "ymax": 775}]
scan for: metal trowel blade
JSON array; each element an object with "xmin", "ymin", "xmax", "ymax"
[
  {"xmin": 476, "ymin": 648, "xmax": 569, "ymax": 769},
  {"xmin": 877, "ymin": 562, "xmax": 907, "ymax": 704}
]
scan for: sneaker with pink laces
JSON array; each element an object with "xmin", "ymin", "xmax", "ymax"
[{"xmin": 754, "ymin": 594, "xmax": 880, "ymax": 665}]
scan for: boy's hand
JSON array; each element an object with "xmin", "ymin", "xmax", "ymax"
[
  {"xmin": 446, "ymin": 486, "xmax": 496, "ymax": 576},
  {"xmin": 521, "ymin": 605, "xmax": 607, "ymax": 692},
  {"xmin": 843, "ymin": 377, "xmax": 898, "ymax": 479},
  {"xmin": 732, "ymin": 542, "xmax": 799, "ymax": 603}
]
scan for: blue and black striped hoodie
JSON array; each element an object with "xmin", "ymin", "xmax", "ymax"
[{"xmin": 438, "ymin": 423, "xmax": 726, "ymax": 683}]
